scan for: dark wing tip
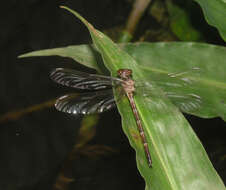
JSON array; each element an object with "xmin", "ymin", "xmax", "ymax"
[
  {"xmin": 55, "ymin": 94, "xmax": 79, "ymax": 114},
  {"xmin": 50, "ymin": 68, "xmax": 74, "ymax": 87},
  {"xmin": 50, "ymin": 68, "xmax": 64, "ymax": 79},
  {"xmin": 54, "ymin": 94, "xmax": 67, "ymax": 112}
]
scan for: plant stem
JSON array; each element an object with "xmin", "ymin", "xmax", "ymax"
[{"xmin": 126, "ymin": 0, "xmax": 152, "ymax": 36}]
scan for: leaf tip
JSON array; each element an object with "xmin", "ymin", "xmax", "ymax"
[
  {"xmin": 17, "ymin": 53, "xmax": 28, "ymax": 59},
  {"xmin": 59, "ymin": 6, "xmax": 99, "ymax": 38}
]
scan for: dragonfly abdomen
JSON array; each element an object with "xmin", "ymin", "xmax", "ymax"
[{"xmin": 127, "ymin": 92, "xmax": 152, "ymax": 167}]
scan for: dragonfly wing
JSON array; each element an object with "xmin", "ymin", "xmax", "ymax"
[
  {"xmin": 50, "ymin": 68, "xmax": 122, "ymax": 90},
  {"xmin": 55, "ymin": 89, "xmax": 116, "ymax": 115},
  {"xmin": 148, "ymin": 68, "xmax": 203, "ymax": 113},
  {"xmin": 135, "ymin": 74, "xmax": 203, "ymax": 114},
  {"xmin": 164, "ymin": 92, "xmax": 202, "ymax": 113}
]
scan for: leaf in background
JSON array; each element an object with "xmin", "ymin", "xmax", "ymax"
[
  {"xmin": 58, "ymin": 6, "xmax": 225, "ymax": 190},
  {"xmin": 166, "ymin": 0, "xmax": 203, "ymax": 41},
  {"xmin": 121, "ymin": 42, "xmax": 226, "ymax": 121},
  {"xmin": 19, "ymin": 44, "xmax": 102, "ymax": 72},
  {"xmin": 193, "ymin": 0, "xmax": 226, "ymax": 42},
  {"xmin": 74, "ymin": 114, "xmax": 99, "ymax": 149}
]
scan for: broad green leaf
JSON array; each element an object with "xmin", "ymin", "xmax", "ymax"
[
  {"xmin": 193, "ymin": 0, "xmax": 226, "ymax": 42},
  {"xmin": 18, "ymin": 44, "xmax": 102, "ymax": 72},
  {"xmin": 19, "ymin": 42, "xmax": 226, "ymax": 121},
  {"xmin": 58, "ymin": 7, "xmax": 225, "ymax": 190},
  {"xmin": 121, "ymin": 42, "xmax": 226, "ymax": 121},
  {"xmin": 166, "ymin": 1, "xmax": 203, "ymax": 41}
]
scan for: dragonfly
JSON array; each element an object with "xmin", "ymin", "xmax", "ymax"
[
  {"xmin": 50, "ymin": 67, "xmax": 202, "ymax": 167},
  {"xmin": 50, "ymin": 68, "xmax": 153, "ymax": 167}
]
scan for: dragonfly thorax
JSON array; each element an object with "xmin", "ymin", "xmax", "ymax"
[
  {"xmin": 117, "ymin": 69, "xmax": 135, "ymax": 93},
  {"xmin": 122, "ymin": 79, "xmax": 135, "ymax": 93}
]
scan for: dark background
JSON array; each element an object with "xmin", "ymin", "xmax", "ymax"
[{"xmin": 0, "ymin": 0, "xmax": 225, "ymax": 190}]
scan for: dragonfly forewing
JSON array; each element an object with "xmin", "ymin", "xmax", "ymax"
[{"xmin": 50, "ymin": 68, "xmax": 122, "ymax": 90}]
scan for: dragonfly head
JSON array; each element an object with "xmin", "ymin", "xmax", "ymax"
[{"xmin": 117, "ymin": 69, "xmax": 132, "ymax": 79}]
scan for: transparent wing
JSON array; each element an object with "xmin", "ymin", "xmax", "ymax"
[
  {"xmin": 153, "ymin": 68, "xmax": 203, "ymax": 113},
  {"xmin": 55, "ymin": 89, "xmax": 116, "ymax": 115},
  {"xmin": 50, "ymin": 68, "xmax": 122, "ymax": 90},
  {"xmin": 136, "ymin": 68, "xmax": 204, "ymax": 113}
]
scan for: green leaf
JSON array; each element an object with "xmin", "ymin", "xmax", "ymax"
[
  {"xmin": 121, "ymin": 42, "xmax": 226, "ymax": 121},
  {"xmin": 166, "ymin": 1, "xmax": 203, "ymax": 41},
  {"xmin": 193, "ymin": 0, "xmax": 226, "ymax": 42},
  {"xmin": 18, "ymin": 44, "xmax": 102, "ymax": 72},
  {"xmin": 19, "ymin": 42, "xmax": 226, "ymax": 121},
  {"xmin": 58, "ymin": 6, "xmax": 225, "ymax": 190}
]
